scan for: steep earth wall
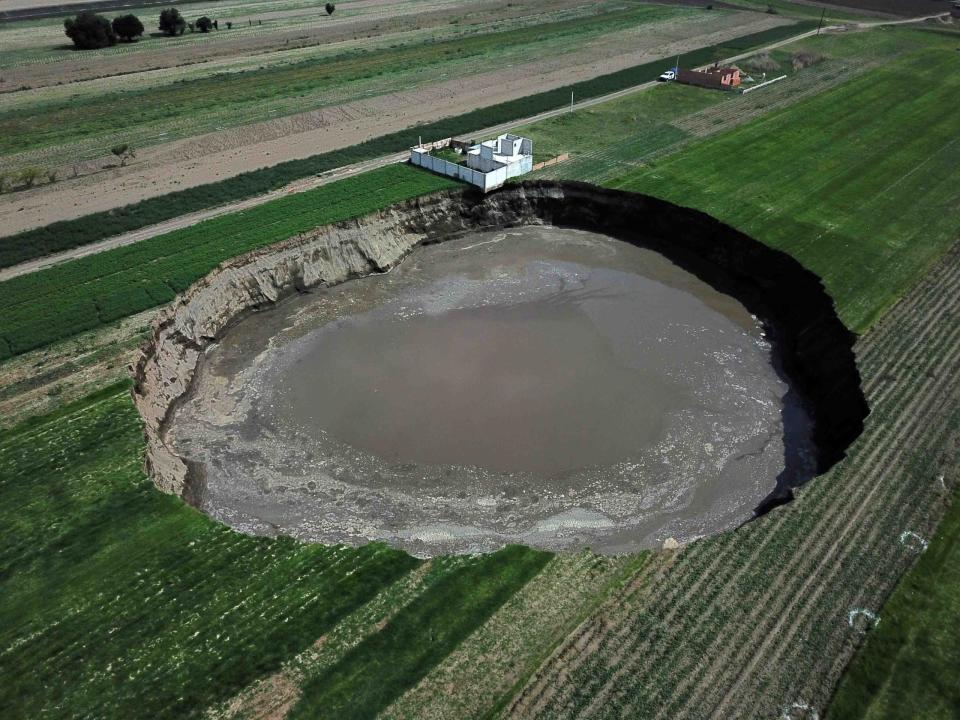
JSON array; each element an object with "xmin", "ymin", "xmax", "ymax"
[{"xmin": 132, "ymin": 180, "xmax": 868, "ymax": 509}]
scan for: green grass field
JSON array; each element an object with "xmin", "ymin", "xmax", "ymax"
[
  {"xmin": 0, "ymin": 4, "xmax": 682, "ymax": 156},
  {"xmin": 603, "ymin": 44, "xmax": 960, "ymax": 332},
  {"xmin": 289, "ymin": 546, "xmax": 551, "ymax": 720},
  {"xmin": 0, "ymin": 384, "xmax": 418, "ymax": 716},
  {"xmin": 829, "ymin": 488, "xmax": 960, "ymax": 719},
  {"xmin": 0, "ymin": 20, "xmax": 810, "ymax": 270}
]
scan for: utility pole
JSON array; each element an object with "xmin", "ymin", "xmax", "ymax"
[
  {"xmin": 570, "ymin": 91, "xmax": 574, "ymax": 113},
  {"xmin": 816, "ymin": 8, "xmax": 825, "ymax": 35}
]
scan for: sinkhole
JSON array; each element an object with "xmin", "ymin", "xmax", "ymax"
[{"xmin": 139, "ymin": 182, "xmax": 868, "ymax": 557}]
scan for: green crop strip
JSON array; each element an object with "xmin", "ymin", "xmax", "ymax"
[
  {"xmin": 828, "ymin": 483, "xmax": 960, "ymax": 719},
  {"xmin": 0, "ymin": 163, "xmax": 457, "ymax": 361},
  {"xmin": 0, "ymin": 387, "xmax": 421, "ymax": 717},
  {"xmin": 0, "ymin": 387, "xmax": 555, "ymax": 718},
  {"xmin": 0, "ymin": 21, "xmax": 809, "ymax": 270},
  {"xmin": 289, "ymin": 545, "xmax": 552, "ymax": 720}
]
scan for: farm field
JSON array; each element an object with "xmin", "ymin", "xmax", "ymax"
[
  {"xmin": 0, "ymin": 386, "xmax": 563, "ymax": 717},
  {"xmin": 0, "ymin": 3, "xmax": 687, "ymax": 156},
  {"xmin": 2, "ymin": 219, "xmax": 958, "ymax": 718},
  {"xmin": 0, "ymin": 4, "xmax": 799, "ymax": 236},
  {"xmin": 605, "ymin": 43, "xmax": 960, "ymax": 332},
  {"xmin": 2, "ymin": 11, "xmax": 960, "ymax": 720},
  {"xmin": 0, "ymin": 0, "xmax": 526, "ymax": 80},
  {"xmin": 519, "ymin": 26, "xmax": 960, "ymax": 332},
  {"xmin": 502, "ymin": 242, "xmax": 960, "ymax": 716}
]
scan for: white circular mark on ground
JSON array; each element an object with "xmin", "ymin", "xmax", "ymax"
[
  {"xmin": 848, "ymin": 608, "xmax": 880, "ymax": 633},
  {"xmin": 899, "ymin": 530, "xmax": 929, "ymax": 553},
  {"xmin": 782, "ymin": 702, "xmax": 819, "ymax": 720}
]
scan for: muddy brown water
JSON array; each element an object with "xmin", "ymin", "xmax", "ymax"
[{"xmin": 170, "ymin": 226, "xmax": 815, "ymax": 556}]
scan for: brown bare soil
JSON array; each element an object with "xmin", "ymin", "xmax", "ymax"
[{"xmin": 0, "ymin": 11, "xmax": 788, "ymax": 236}]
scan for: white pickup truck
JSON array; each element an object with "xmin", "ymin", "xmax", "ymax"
[{"xmin": 658, "ymin": 68, "xmax": 677, "ymax": 82}]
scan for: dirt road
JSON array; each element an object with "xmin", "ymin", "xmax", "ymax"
[{"xmin": 0, "ymin": 11, "xmax": 788, "ymax": 238}]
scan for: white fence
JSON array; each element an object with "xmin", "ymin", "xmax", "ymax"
[{"xmin": 410, "ymin": 149, "xmax": 532, "ymax": 192}]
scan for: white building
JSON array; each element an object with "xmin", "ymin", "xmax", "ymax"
[{"xmin": 410, "ymin": 134, "xmax": 533, "ymax": 192}]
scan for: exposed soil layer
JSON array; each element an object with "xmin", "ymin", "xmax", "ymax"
[{"xmin": 132, "ymin": 181, "xmax": 868, "ymax": 552}]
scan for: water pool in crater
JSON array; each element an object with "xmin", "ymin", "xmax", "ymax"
[{"xmin": 169, "ymin": 225, "xmax": 816, "ymax": 555}]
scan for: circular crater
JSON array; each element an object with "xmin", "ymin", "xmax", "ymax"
[{"xmin": 169, "ymin": 225, "xmax": 816, "ymax": 555}]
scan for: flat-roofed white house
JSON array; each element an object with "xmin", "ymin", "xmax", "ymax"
[{"xmin": 410, "ymin": 134, "xmax": 533, "ymax": 192}]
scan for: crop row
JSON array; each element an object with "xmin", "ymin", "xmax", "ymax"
[
  {"xmin": 511, "ymin": 242, "xmax": 960, "ymax": 717},
  {"xmin": 503, "ymin": 37, "xmax": 960, "ymax": 718},
  {"xmin": 0, "ymin": 20, "xmax": 812, "ymax": 270},
  {"xmin": 0, "ymin": 164, "xmax": 457, "ymax": 361}
]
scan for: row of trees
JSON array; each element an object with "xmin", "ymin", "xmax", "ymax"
[
  {"xmin": 64, "ymin": 8, "xmax": 217, "ymax": 49},
  {"xmin": 65, "ymin": 4, "xmax": 336, "ymax": 50}
]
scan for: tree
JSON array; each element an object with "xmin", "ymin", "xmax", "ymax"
[
  {"xmin": 158, "ymin": 8, "xmax": 186, "ymax": 36},
  {"xmin": 111, "ymin": 144, "xmax": 136, "ymax": 166},
  {"xmin": 16, "ymin": 167, "xmax": 43, "ymax": 188},
  {"xmin": 196, "ymin": 16, "xmax": 213, "ymax": 33},
  {"xmin": 325, "ymin": 3, "xmax": 335, "ymax": 15},
  {"xmin": 64, "ymin": 12, "xmax": 117, "ymax": 49},
  {"xmin": 112, "ymin": 14, "xmax": 144, "ymax": 42},
  {"xmin": 225, "ymin": 21, "xmax": 233, "ymax": 29}
]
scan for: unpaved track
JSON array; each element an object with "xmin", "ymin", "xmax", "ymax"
[
  {"xmin": 0, "ymin": 16, "xmax": 811, "ymax": 281},
  {"xmin": 504, "ymin": 240, "xmax": 960, "ymax": 718}
]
